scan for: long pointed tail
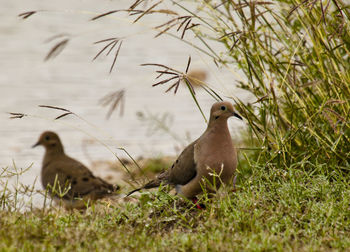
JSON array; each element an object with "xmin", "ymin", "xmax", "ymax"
[
  {"xmin": 126, "ymin": 177, "xmax": 165, "ymax": 197},
  {"xmin": 126, "ymin": 187, "xmax": 142, "ymax": 197}
]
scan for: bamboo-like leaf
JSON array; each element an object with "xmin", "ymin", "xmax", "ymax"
[
  {"xmin": 165, "ymin": 82, "xmax": 178, "ymax": 93},
  {"xmin": 93, "ymin": 39, "xmax": 118, "ymax": 61},
  {"xmin": 38, "ymin": 105, "xmax": 71, "ymax": 113},
  {"xmin": 177, "ymin": 16, "xmax": 191, "ymax": 32},
  {"xmin": 133, "ymin": 1, "xmax": 161, "ymax": 23},
  {"xmin": 155, "ymin": 17, "xmax": 178, "ymax": 29},
  {"xmin": 181, "ymin": 18, "xmax": 192, "ymax": 39},
  {"xmin": 173, "ymin": 79, "xmax": 181, "ymax": 94},
  {"xmin": 253, "ymin": 95, "xmax": 269, "ymax": 104},
  {"xmin": 185, "ymin": 56, "xmax": 191, "ymax": 73},
  {"xmin": 18, "ymin": 11, "xmax": 36, "ymax": 19},
  {"xmin": 8, "ymin": 112, "xmax": 27, "ymax": 119},
  {"xmin": 99, "ymin": 90, "xmax": 125, "ymax": 119},
  {"xmin": 91, "ymin": 10, "xmax": 119, "ymax": 21},
  {"xmin": 44, "ymin": 39, "xmax": 69, "ymax": 61},
  {"xmin": 155, "ymin": 23, "xmax": 177, "ymax": 38},
  {"xmin": 129, "ymin": 0, "xmax": 145, "ymax": 10},
  {"xmin": 109, "ymin": 41, "xmax": 123, "ymax": 73},
  {"xmin": 55, "ymin": 112, "xmax": 73, "ymax": 120},
  {"xmin": 141, "ymin": 63, "xmax": 180, "ymax": 74},
  {"xmin": 153, "ymin": 9, "xmax": 178, "ymax": 15},
  {"xmin": 155, "ymin": 70, "xmax": 177, "ymax": 79},
  {"xmin": 106, "ymin": 40, "xmax": 118, "ymax": 56},
  {"xmin": 152, "ymin": 76, "xmax": 179, "ymax": 87},
  {"xmin": 94, "ymin": 37, "xmax": 118, "ymax": 44}
]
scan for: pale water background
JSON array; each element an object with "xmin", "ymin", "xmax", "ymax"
[{"xmin": 0, "ymin": 0, "xmax": 251, "ymax": 207}]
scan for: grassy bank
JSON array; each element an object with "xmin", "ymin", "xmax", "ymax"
[{"xmin": 1, "ymin": 155, "xmax": 350, "ymax": 251}]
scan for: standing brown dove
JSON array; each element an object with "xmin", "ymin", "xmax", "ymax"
[
  {"xmin": 128, "ymin": 101, "xmax": 242, "ymax": 202},
  {"xmin": 33, "ymin": 131, "xmax": 120, "ymax": 209}
]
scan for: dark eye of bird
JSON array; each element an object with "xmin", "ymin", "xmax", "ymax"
[
  {"xmin": 220, "ymin": 106, "xmax": 226, "ymax": 111},
  {"xmin": 45, "ymin": 135, "xmax": 50, "ymax": 141}
]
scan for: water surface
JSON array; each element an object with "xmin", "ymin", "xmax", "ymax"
[{"xmin": 0, "ymin": 0, "xmax": 250, "ymax": 206}]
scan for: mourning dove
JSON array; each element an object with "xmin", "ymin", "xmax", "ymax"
[
  {"xmin": 128, "ymin": 101, "xmax": 242, "ymax": 201},
  {"xmin": 33, "ymin": 131, "xmax": 120, "ymax": 209}
]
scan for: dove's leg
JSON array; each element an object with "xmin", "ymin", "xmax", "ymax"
[
  {"xmin": 192, "ymin": 197, "xmax": 206, "ymax": 210},
  {"xmin": 175, "ymin": 175, "xmax": 203, "ymax": 199}
]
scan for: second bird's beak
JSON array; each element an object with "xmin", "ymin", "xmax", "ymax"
[
  {"xmin": 32, "ymin": 141, "xmax": 40, "ymax": 148},
  {"xmin": 233, "ymin": 112, "xmax": 243, "ymax": 120}
]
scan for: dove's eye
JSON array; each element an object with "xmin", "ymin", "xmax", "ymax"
[
  {"xmin": 220, "ymin": 106, "xmax": 226, "ymax": 111},
  {"xmin": 45, "ymin": 135, "xmax": 50, "ymax": 141}
]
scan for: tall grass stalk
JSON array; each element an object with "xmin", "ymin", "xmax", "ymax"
[{"xmin": 135, "ymin": 0, "xmax": 349, "ymax": 173}]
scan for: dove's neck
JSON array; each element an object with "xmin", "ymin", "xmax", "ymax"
[
  {"xmin": 207, "ymin": 116, "xmax": 229, "ymax": 131},
  {"xmin": 206, "ymin": 117, "xmax": 230, "ymax": 138},
  {"xmin": 43, "ymin": 144, "xmax": 65, "ymax": 167}
]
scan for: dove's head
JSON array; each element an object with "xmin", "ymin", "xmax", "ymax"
[
  {"xmin": 210, "ymin": 101, "xmax": 242, "ymax": 122},
  {"xmin": 32, "ymin": 131, "xmax": 64, "ymax": 152}
]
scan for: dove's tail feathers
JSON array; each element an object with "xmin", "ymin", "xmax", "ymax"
[
  {"xmin": 126, "ymin": 177, "xmax": 167, "ymax": 197},
  {"xmin": 126, "ymin": 187, "xmax": 142, "ymax": 197},
  {"xmin": 143, "ymin": 178, "xmax": 164, "ymax": 189}
]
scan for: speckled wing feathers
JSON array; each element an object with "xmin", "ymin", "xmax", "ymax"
[
  {"xmin": 166, "ymin": 140, "xmax": 197, "ymax": 185},
  {"xmin": 42, "ymin": 155, "xmax": 115, "ymax": 200},
  {"xmin": 129, "ymin": 140, "xmax": 198, "ymax": 195}
]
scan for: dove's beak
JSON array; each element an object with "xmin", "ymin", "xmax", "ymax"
[
  {"xmin": 32, "ymin": 141, "xmax": 40, "ymax": 148},
  {"xmin": 233, "ymin": 112, "xmax": 243, "ymax": 120}
]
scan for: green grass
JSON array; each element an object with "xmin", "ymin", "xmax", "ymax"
[{"xmin": 2, "ymin": 155, "xmax": 350, "ymax": 251}]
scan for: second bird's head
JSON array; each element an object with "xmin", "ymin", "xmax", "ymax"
[
  {"xmin": 210, "ymin": 101, "xmax": 243, "ymax": 121},
  {"xmin": 32, "ymin": 131, "xmax": 62, "ymax": 150}
]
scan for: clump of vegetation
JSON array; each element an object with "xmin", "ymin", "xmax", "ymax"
[
  {"xmin": 86, "ymin": 0, "xmax": 349, "ymax": 173},
  {"xmin": 214, "ymin": 0, "xmax": 350, "ymax": 173},
  {"xmin": 2, "ymin": 161, "xmax": 350, "ymax": 250},
  {"xmin": 127, "ymin": 0, "xmax": 349, "ymax": 173}
]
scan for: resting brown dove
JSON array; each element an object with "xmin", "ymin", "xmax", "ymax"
[
  {"xmin": 33, "ymin": 131, "xmax": 120, "ymax": 209},
  {"xmin": 128, "ymin": 101, "xmax": 242, "ymax": 201}
]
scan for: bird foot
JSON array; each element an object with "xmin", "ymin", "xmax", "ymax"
[{"xmin": 192, "ymin": 197, "xmax": 206, "ymax": 210}]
